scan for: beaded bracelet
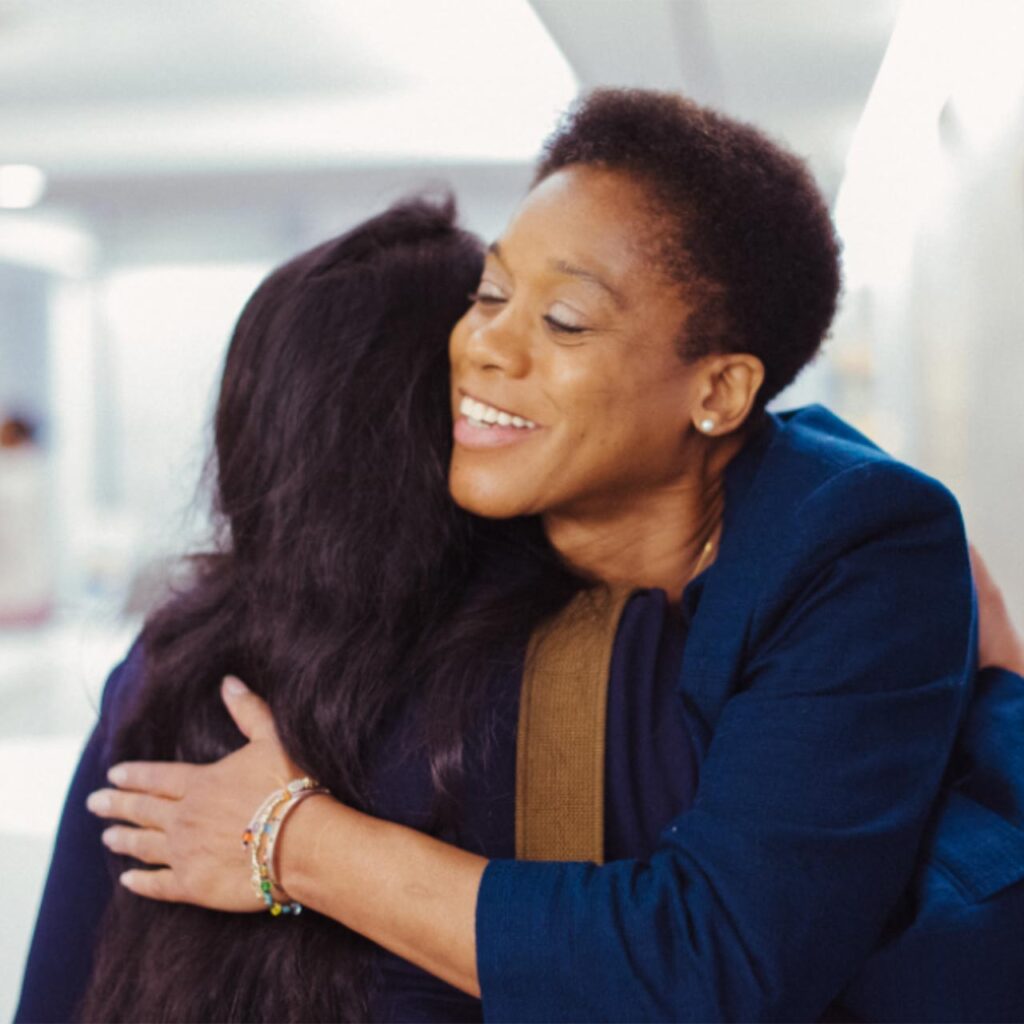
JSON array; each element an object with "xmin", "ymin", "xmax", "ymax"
[
  {"xmin": 242, "ymin": 776, "xmax": 323, "ymax": 917},
  {"xmin": 247, "ymin": 800, "xmax": 291, "ymax": 915},
  {"xmin": 263, "ymin": 786, "xmax": 328, "ymax": 894}
]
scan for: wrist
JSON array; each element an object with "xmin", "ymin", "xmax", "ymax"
[{"xmin": 275, "ymin": 792, "xmax": 345, "ymax": 908}]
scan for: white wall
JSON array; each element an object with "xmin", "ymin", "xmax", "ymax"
[{"xmin": 833, "ymin": 0, "xmax": 1024, "ymax": 619}]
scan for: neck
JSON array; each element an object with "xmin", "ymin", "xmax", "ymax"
[{"xmin": 543, "ymin": 436, "xmax": 742, "ymax": 597}]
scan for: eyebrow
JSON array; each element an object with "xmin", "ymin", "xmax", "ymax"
[{"xmin": 488, "ymin": 241, "xmax": 628, "ymax": 310}]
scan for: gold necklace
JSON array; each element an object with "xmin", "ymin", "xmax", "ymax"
[{"xmin": 688, "ymin": 537, "xmax": 716, "ymax": 583}]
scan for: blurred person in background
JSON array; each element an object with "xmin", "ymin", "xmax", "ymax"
[
  {"xmin": 19, "ymin": 89, "xmax": 1024, "ymax": 1023},
  {"xmin": 0, "ymin": 414, "xmax": 53, "ymax": 624}
]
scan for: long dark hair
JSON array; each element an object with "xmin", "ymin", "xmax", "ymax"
[{"xmin": 80, "ymin": 196, "xmax": 582, "ymax": 1022}]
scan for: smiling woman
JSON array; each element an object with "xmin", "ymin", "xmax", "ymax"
[
  {"xmin": 17, "ymin": 88, "xmax": 1024, "ymax": 1024},
  {"xmin": 448, "ymin": 165, "xmax": 765, "ymax": 586}
]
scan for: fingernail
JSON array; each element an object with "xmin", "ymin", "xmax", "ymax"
[
  {"xmin": 86, "ymin": 791, "xmax": 110, "ymax": 813},
  {"xmin": 108, "ymin": 764, "xmax": 127, "ymax": 786},
  {"xmin": 223, "ymin": 675, "xmax": 248, "ymax": 696},
  {"xmin": 101, "ymin": 828, "xmax": 115, "ymax": 847},
  {"xmin": 119, "ymin": 870, "xmax": 135, "ymax": 887}
]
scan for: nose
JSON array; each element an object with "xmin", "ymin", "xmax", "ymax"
[{"xmin": 463, "ymin": 307, "xmax": 531, "ymax": 379}]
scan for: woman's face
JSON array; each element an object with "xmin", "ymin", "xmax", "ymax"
[{"xmin": 448, "ymin": 165, "xmax": 705, "ymax": 522}]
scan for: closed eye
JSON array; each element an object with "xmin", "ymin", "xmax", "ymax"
[
  {"xmin": 468, "ymin": 290, "xmax": 506, "ymax": 306},
  {"xmin": 469, "ymin": 291, "xmax": 589, "ymax": 339},
  {"xmin": 544, "ymin": 315, "xmax": 588, "ymax": 336}
]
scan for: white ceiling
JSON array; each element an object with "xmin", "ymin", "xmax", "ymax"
[
  {"xmin": 0, "ymin": 0, "xmax": 902, "ymax": 212},
  {"xmin": 0, "ymin": 0, "xmax": 577, "ymax": 174},
  {"xmin": 532, "ymin": 0, "xmax": 902, "ymax": 198}
]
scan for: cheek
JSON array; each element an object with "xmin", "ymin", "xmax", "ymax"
[
  {"xmin": 569, "ymin": 365, "xmax": 692, "ymax": 465},
  {"xmin": 545, "ymin": 387, "xmax": 647, "ymax": 485},
  {"xmin": 448, "ymin": 312, "xmax": 474, "ymax": 363},
  {"xmin": 560, "ymin": 360, "xmax": 660, "ymax": 436},
  {"xmin": 544, "ymin": 346, "xmax": 632, "ymax": 412}
]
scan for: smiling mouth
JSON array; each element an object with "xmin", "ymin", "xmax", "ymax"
[{"xmin": 458, "ymin": 394, "xmax": 538, "ymax": 430}]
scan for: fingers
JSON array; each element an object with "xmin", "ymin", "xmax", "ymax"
[
  {"xmin": 102, "ymin": 825, "xmax": 169, "ymax": 866},
  {"xmin": 87, "ymin": 788, "xmax": 173, "ymax": 829},
  {"xmin": 221, "ymin": 675, "xmax": 278, "ymax": 743},
  {"xmin": 119, "ymin": 867, "xmax": 182, "ymax": 903},
  {"xmin": 108, "ymin": 760, "xmax": 193, "ymax": 799}
]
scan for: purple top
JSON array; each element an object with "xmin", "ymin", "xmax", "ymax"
[{"xmin": 15, "ymin": 589, "xmax": 698, "ymax": 1023}]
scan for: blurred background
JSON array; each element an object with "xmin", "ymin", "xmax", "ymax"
[{"xmin": 2, "ymin": 0, "xmax": 1022, "ymax": 1010}]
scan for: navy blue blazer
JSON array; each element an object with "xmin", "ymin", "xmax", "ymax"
[
  {"xmin": 839, "ymin": 661, "xmax": 1024, "ymax": 1022},
  {"xmin": 476, "ymin": 405, "xmax": 978, "ymax": 1022}
]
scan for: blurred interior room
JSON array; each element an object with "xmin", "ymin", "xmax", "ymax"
[{"xmin": 2, "ymin": 0, "xmax": 1022, "ymax": 1012}]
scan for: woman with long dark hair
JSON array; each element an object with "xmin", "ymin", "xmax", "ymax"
[{"xmin": 17, "ymin": 194, "xmax": 588, "ymax": 1022}]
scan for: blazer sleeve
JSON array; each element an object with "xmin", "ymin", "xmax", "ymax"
[
  {"xmin": 14, "ymin": 640, "xmax": 145, "ymax": 1024},
  {"xmin": 835, "ymin": 666, "xmax": 1024, "ymax": 1022},
  {"xmin": 474, "ymin": 461, "xmax": 974, "ymax": 1023}
]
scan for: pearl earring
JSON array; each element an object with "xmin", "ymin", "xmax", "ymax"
[{"xmin": 699, "ymin": 418, "xmax": 716, "ymax": 434}]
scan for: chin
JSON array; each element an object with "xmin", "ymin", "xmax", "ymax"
[{"xmin": 447, "ymin": 469, "xmax": 531, "ymax": 520}]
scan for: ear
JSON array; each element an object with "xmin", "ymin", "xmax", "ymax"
[{"xmin": 690, "ymin": 353, "xmax": 766, "ymax": 437}]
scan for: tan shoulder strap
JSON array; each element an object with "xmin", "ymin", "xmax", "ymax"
[{"xmin": 515, "ymin": 585, "xmax": 635, "ymax": 864}]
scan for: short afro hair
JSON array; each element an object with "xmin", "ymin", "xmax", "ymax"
[{"xmin": 534, "ymin": 88, "xmax": 842, "ymax": 406}]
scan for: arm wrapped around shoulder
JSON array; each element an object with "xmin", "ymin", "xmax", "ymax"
[{"xmin": 476, "ymin": 459, "xmax": 974, "ymax": 1023}]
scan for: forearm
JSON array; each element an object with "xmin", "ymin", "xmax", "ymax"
[
  {"xmin": 971, "ymin": 544, "xmax": 1024, "ymax": 674},
  {"xmin": 997, "ymin": 636, "xmax": 1024, "ymax": 675},
  {"xmin": 278, "ymin": 795, "xmax": 486, "ymax": 998}
]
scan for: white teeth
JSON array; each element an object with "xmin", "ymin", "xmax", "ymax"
[{"xmin": 458, "ymin": 394, "xmax": 537, "ymax": 429}]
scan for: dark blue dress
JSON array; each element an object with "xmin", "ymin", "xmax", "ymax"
[{"xmin": 15, "ymin": 589, "xmax": 697, "ymax": 1024}]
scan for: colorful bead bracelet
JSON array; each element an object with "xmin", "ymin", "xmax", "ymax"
[{"xmin": 242, "ymin": 776, "xmax": 326, "ymax": 917}]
